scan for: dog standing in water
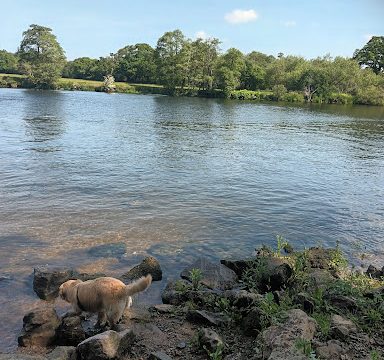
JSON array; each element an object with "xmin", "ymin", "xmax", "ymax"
[{"xmin": 59, "ymin": 274, "xmax": 152, "ymax": 328}]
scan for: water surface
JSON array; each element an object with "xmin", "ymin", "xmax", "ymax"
[{"xmin": 0, "ymin": 89, "xmax": 383, "ymax": 351}]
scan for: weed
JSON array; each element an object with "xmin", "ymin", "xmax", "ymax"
[
  {"xmin": 204, "ymin": 343, "xmax": 224, "ymax": 360},
  {"xmin": 276, "ymin": 235, "xmax": 291, "ymax": 255},
  {"xmin": 312, "ymin": 312, "xmax": 331, "ymax": 339},
  {"xmin": 295, "ymin": 338, "xmax": 317, "ymax": 358},
  {"xmin": 189, "ymin": 268, "xmax": 203, "ymax": 290},
  {"xmin": 174, "ymin": 280, "xmax": 189, "ymax": 293},
  {"xmin": 370, "ymin": 350, "xmax": 382, "ymax": 360},
  {"xmin": 241, "ymin": 257, "xmax": 268, "ymax": 292},
  {"xmin": 328, "ymin": 241, "xmax": 348, "ymax": 272}
]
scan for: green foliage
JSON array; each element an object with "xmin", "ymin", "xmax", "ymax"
[
  {"xmin": 328, "ymin": 241, "xmax": 348, "ymax": 272},
  {"xmin": 189, "ymin": 268, "xmax": 203, "ymax": 290},
  {"xmin": 295, "ymin": 338, "xmax": 317, "ymax": 359},
  {"xmin": 0, "ymin": 50, "xmax": 19, "ymax": 74},
  {"xmin": 353, "ymin": 36, "xmax": 384, "ymax": 75},
  {"xmin": 355, "ymin": 85, "xmax": 384, "ymax": 106},
  {"xmin": 203, "ymin": 343, "xmax": 224, "ymax": 360},
  {"xmin": 312, "ymin": 312, "xmax": 331, "ymax": 339},
  {"xmin": 272, "ymin": 84, "xmax": 287, "ymax": 101},
  {"xmin": 17, "ymin": 24, "xmax": 66, "ymax": 89},
  {"xmin": 241, "ymin": 257, "xmax": 268, "ymax": 292}
]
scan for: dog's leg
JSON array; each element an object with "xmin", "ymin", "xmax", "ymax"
[
  {"xmin": 96, "ymin": 311, "xmax": 107, "ymax": 328},
  {"xmin": 107, "ymin": 301, "xmax": 126, "ymax": 330}
]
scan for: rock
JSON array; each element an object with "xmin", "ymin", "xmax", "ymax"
[
  {"xmin": 77, "ymin": 329, "xmax": 135, "ymax": 360},
  {"xmin": 366, "ymin": 264, "xmax": 383, "ymax": 279},
  {"xmin": 87, "ymin": 243, "xmax": 126, "ymax": 258},
  {"xmin": 161, "ymin": 280, "xmax": 221, "ymax": 306},
  {"xmin": 150, "ymin": 304, "xmax": 176, "ymax": 314},
  {"xmin": 241, "ymin": 308, "xmax": 268, "ymax": 336},
  {"xmin": 0, "ymin": 355, "xmax": 46, "ymax": 360},
  {"xmin": 33, "ymin": 266, "xmax": 78, "ymax": 300},
  {"xmin": 315, "ymin": 340, "xmax": 344, "ymax": 359},
  {"xmin": 327, "ymin": 294, "xmax": 358, "ymax": 312},
  {"xmin": 307, "ymin": 269, "xmax": 335, "ymax": 290},
  {"xmin": 121, "ymin": 256, "xmax": 162, "ymax": 282},
  {"xmin": 223, "ymin": 289, "xmax": 263, "ymax": 309},
  {"xmin": 176, "ymin": 341, "xmax": 186, "ymax": 349},
  {"xmin": 148, "ymin": 352, "xmax": 173, "ymax": 360},
  {"xmin": 220, "ymin": 259, "xmax": 253, "ymax": 277},
  {"xmin": 46, "ymin": 346, "xmax": 77, "ymax": 360},
  {"xmin": 18, "ymin": 306, "xmax": 60, "ymax": 348},
  {"xmin": 186, "ymin": 310, "xmax": 230, "ymax": 326},
  {"xmin": 294, "ymin": 293, "xmax": 315, "ymax": 314},
  {"xmin": 55, "ymin": 315, "xmax": 87, "ymax": 346},
  {"xmin": 260, "ymin": 309, "xmax": 317, "ymax": 359},
  {"xmin": 330, "ymin": 315, "xmax": 357, "ymax": 340},
  {"xmin": 251, "ymin": 257, "xmax": 293, "ymax": 292},
  {"xmin": 307, "ymin": 247, "xmax": 336, "ymax": 270},
  {"xmin": 181, "ymin": 257, "xmax": 238, "ymax": 290},
  {"xmin": 198, "ymin": 328, "xmax": 224, "ymax": 354}
]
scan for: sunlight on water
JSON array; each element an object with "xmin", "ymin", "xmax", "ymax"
[{"xmin": 0, "ymin": 89, "xmax": 383, "ymax": 351}]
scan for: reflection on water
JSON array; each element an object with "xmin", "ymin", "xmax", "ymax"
[{"xmin": 0, "ymin": 89, "xmax": 384, "ymax": 351}]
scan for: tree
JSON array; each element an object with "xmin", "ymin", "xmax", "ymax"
[
  {"xmin": 62, "ymin": 57, "xmax": 99, "ymax": 80},
  {"xmin": 155, "ymin": 29, "xmax": 190, "ymax": 92},
  {"xmin": 0, "ymin": 50, "xmax": 19, "ymax": 74},
  {"xmin": 353, "ymin": 36, "xmax": 384, "ymax": 75},
  {"xmin": 17, "ymin": 24, "xmax": 66, "ymax": 88},
  {"xmin": 114, "ymin": 43, "xmax": 156, "ymax": 83}
]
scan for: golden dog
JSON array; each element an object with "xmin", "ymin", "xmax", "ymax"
[{"xmin": 59, "ymin": 275, "xmax": 152, "ymax": 328}]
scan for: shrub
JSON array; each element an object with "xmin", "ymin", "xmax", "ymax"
[{"xmin": 355, "ymin": 86, "xmax": 384, "ymax": 106}]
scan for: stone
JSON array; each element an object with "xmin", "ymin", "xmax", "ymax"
[
  {"xmin": 18, "ymin": 306, "xmax": 60, "ymax": 348},
  {"xmin": 186, "ymin": 310, "xmax": 230, "ymax": 326},
  {"xmin": 55, "ymin": 315, "xmax": 87, "ymax": 346},
  {"xmin": 181, "ymin": 257, "xmax": 238, "ymax": 290},
  {"xmin": 330, "ymin": 315, "xmax": 357, "ymax": 340},
  {"xmin": 307, "ymin": 269, "xmax": 334, "ymax": 290},
  {"xmin": 220, "ymin": 259, "xmax": 254, "ymax": 277},
  {"xmin": 87, "ymin": 242, "xmax": 126, "ymax": 258},
  {"xmin": 366, "ymin": 264, "xmax": 383, "ymax": 279},
  {"xmin": 327, "ymin": 294, "xmax": 358, "ymax": 312},
  {"xmin": 295, "ymin": 293, "xmax": 315, "ymax": 314},
  {"xmin": 252, "ymin": 256, "xmax": 293, "ymax": 292},
  {"xmin": 0, "ymin": 355, "xmax": 46, "ymax": 360},
  {"xmin": 307, "ymin": 247, "xmax": 335, "ymax": 270},
  {"xmin": 223, "ymin": 289, "xmax": 263, "ymax": 308},
  {"xmin": 33, "ymin": 266, "xmax": 78, "ymax": 300},
  {"xmin": 77, "ymin": 329, "xmax": 135, "ymax": 360},
  {"xmin": 148, "ymin": 352, "xmax": 173, "ymax": 360},
  {"xmin": 260, "ymin": 309, "xmax": 317, "ymax": 359},
  {"xmin": 121, "ymin": 256, "xmax": 162, "ymax": 282},
  {"xmin": 46, "ymin": 346, "xmax": 77, "ymax": 360},
  {"xmin": 241, "ymin": 308, "xmax": 268, "ymax": 336},
  {"xmin": 176, "ymin": 341, "xmax": 186, "ymax": 349},
  {"xmin": 198, "ymin": 328, "xmax": 224, "ymax": 354},
  {"xmin": 161, "ymin": 280, "xmax": 221, "ymax": 306},
  {"xmin": 315, "ymin": 340, "xmax": 344, "ymax": 359}
]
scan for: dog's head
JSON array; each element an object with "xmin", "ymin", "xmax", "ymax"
[{"xmin": 59, "ymin": 279, "xmax": 82, "ymax": 302}]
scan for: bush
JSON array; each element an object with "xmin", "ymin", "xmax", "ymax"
[
  {"xmin": 355, "ymin": 86, "xmax": 384, "ymax": 106},
  {"xmin": 283, "ymin": 91, "xmax": 305, "ymax": 102},
  {"xmin": 272, "ymin": 84, "xmax": 288, "ymax": 101},
  {"xmin": 229, "ymin": 89, "xmax": 273, "ymax": 101},
  {"xmin": 328, "ymin": 93, "xmax": 354, "ymax": 104}
]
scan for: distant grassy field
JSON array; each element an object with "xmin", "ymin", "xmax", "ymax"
[{"xmin": 0, "ymin": 73, "xmax": 166, "ymax": 95}]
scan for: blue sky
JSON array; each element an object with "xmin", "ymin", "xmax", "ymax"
[{"xmin": 0, "ymin": 0, "xmax": 383, "ymax": 60}]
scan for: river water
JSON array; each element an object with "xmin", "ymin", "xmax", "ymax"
[{"xmin": 0, "ymin": 88, "xmax": 383, "ymax": 351}]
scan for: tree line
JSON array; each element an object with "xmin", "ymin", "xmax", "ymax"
[{"xmin": 1, "ymin": 24, "xmax": 384, "ymax": 105}]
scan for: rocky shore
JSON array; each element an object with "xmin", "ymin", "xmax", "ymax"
[{"xmin": 2, "ymin": 244, "xmax": 384, "ymax": 359}]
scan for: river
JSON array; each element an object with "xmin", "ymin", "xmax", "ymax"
[{"xmin": 0, "ymin": 88, "xmax": 383, "ymax": 351}]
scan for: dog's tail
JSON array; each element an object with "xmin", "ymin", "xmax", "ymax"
[{"xmin": 125, "ymin": 274, "xmax": 152, "ymax": 296}]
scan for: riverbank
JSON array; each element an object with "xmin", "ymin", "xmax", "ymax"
[
  {"xmin": 9, "ymin": 243, "xmax": 384, "ymax": 359},
  {"xmin": 1, "ymin": 73, "xmax": 383, "ymax": 106}
]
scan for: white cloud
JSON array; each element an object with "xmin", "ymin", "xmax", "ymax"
[
  {"xmin": 225, "ymin": 9, "xmax": 258, "ymax": 24},
  {"xmin": 282, "ymin": 20, "xmax": 296, "ymax": 27},
  {"xmin": 195, "ymin": 31, "xmax": 208, "ymax": 40}
]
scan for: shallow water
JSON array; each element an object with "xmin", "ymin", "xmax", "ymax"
[{"xmin": 0, "ymin": 88, "xmax": 384, "ymax": 351}]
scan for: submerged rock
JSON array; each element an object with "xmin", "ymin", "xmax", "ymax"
[
  {"xmin": 121, "ymin": 256, "xmax": 162, "ymax": 282},
  {"xmin": 181, "ymin": 257, "xmax": 238, "ymax": 290}
]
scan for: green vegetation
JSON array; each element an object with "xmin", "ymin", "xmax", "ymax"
[
  {"xmin": 189, "ymin": 268, "xmax": 203, "ymax": 290},
  {"xmin": 17, "ymin": 24, "xmax": 66, "ymax": 89},
  {"xmin": 1, "ymin": 25, "xmax": 383, "ymax": 105}
]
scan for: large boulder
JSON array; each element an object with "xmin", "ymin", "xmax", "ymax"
[
  {"xmin": 241, "ymin": 308, "xmax": 269, "ymax": 336},
  {"xmin": 223, "ymin": 289, "xmax": 263, "ymax": 309},
  {"xmin": 330, "ymin": 314, "xmax": 357, "ymax": 340},
  {"xmin": 33, "ymin": 266, "xmax": 104, "ymax": 300},
  {"xmin": 220, "ymin": 258, "xmax": 254, "ymax": 277},
  {"xmin": 180, "ymin": 257, "xmax": 238, "ymax": 290},
  {"xmin": 121, "ymin": 256, "xmax": 162, "ymax": 282},
  {"xmin": 76, "ymin": 329, "xmax": 135, "ymax": 360},
  {"xmin": 33, "ymin": 266, "xmax": 78, "ymax": 300},
  {"xmin": 260, "ymin": 309, "xmax": 317, "ymax": 359},
  {"xmin": 55, "ymin": 316, "xmax": 88, "ymax": 346},
  {"xmin": 18, "ymin": 306, "xmax": 60, "ymax": 348}
]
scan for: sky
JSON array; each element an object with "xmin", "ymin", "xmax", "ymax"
[{"xmin": 0, "ymin": 0, "xmax": 383, "ymax": 60}]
